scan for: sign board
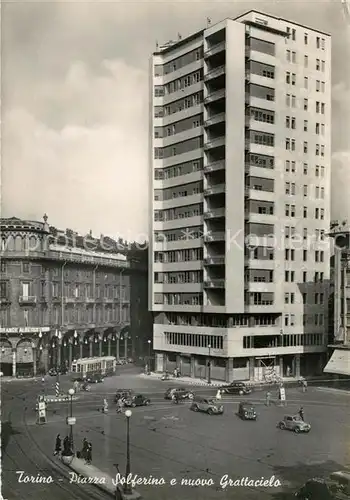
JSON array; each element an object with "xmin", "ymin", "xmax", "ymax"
[
  {"xmin": 0, "ymin": 327, "xmax": 50, "ymax": 334},
  {"xmin": 38, "ymin": 402, "xmax": 46, "ymax": 411},
  {"xmin": 280, "ymin": 388, "xmax": 286, "ymax": 401},
  {"xmin": 66, "ymin": 417, "xmax": 76, "ymax": 426}
]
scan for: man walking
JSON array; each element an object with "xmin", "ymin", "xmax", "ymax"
[
  {"xmin": 265, "ymin": 391, "xmax": 271, "ymax": 406},
  {"xmin": 298, "ymin": 407, "xmax": 304, "ymax": 421},
  {"xmin": 302, "ymin": 379, "xmax": 308, "ymax": 393}
]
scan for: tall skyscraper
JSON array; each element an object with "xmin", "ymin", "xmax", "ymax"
[{"xmin": 149, "ymin": 10, "xmax": 331, "ymax": 382}]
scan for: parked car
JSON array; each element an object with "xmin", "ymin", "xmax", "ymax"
[
  {"xmin": 220, "ymin": 382, "xmax": 252, "ymax": 395},
  {"xmin": 86, "ymin": 374, "xmax": 104, "ymax": 383},
  {"xmin": 278, "ymin": 415, "xmax": 311, "ymax": 433},
  {"xmin": 295, "ymin": 472, "xmax": 350, "ymax": 499},
  {"xmin": 237, "ymin": 401, "xmax": 257, "ymax": 420},
  {"xmin": 115, "ymin": 389, "xmax": 134, "ymax": 403},
  {"xmin": 124, "ymin": 394, "xmax": 151, "ymax": 407},
  {"xmin": 49, "ymin": 368, "xmax": 68, "ymax": 376},
  {"xmin": 190, "ymin": 397, "xmax": 224, "ymax": 415},
  {"xmin": 164, "ymin": 387, "xmax": 194, "ymax": 400}
]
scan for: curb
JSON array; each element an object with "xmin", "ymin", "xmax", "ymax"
[{"xmin": 61, "ymin": 456, "xmax": 142, "ymax": 499}]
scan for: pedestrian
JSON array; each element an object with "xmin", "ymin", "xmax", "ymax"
[
  {"xmin": 116, "ymin": 398, "xmax": 124, "ymax": 413},
  {"xmin": 298, "ymin": 407, "xmax": 304, "ymax": 421},
  {"xmin": 54, "ymin": 434, "xmax": 61, "ymax": 456},
  {"xmin": 81, "ymin": 438, "xmax": 88, "ymax": 460},
  {"xmin": 302, "ymin": 380, "xmax": 308, "ymax": 393},
  {"xmin": 86, "ymin": 442, "xmax": 92, "ymax": 464},
  {"xmin": 103, "ymin": 398, "xmax": 108, "ymax": 413},
  {"xmin": 216, "ymin": 389, "xmax": 222, "ymax": 400},
  {"xmin": 266, "ymin": 391, "xmax": 271, "ymax": 406}
]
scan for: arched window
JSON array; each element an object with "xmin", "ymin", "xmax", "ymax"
[
  {"xmin": 14, "ymin": 235, "xmax": 22, "ymax": 251},
  {"xmin": 29, "ymin": 235, "xmax": 37, "ymax": 251},
  {"xmin": 7, "ymin": 235, "xmax": 15, "ymax": 251}
]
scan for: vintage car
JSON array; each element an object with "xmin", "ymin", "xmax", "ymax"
[
  {"xmin": 124, "ymin": 394, "xmax": 151, "ymax": 407},
  {"xmin": 237, "ymin": 402, "xmax": 257, "ymax": 421},
  {"xmin": 115, "ymin": 389, "xmax": 134, "ymax": 403},
  {"xmin": 295, "ymin": 472, "xmax": 350, "ymax": 500},
  {"xmin": 220, "ymin": 381, "xmax": 252, "ymax": 395},
  {"xmin": 86, "ymin": 373, "xmax": 104, "ymax": 384},
  {"xmin": 190, "ymin": 397, "xmax": 224, "ymax": 415},
  {"xmin": 278, "ymin": 415, "xmax": 311, "ymax": 433},
  {"xmin": 164, "ymin": 387, "xmax": 194, "ymax": 400}
]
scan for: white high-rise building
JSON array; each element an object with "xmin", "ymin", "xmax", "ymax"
[{"xmin": 149, "ymin": 10, "xmax": 331, "ymax": 382}]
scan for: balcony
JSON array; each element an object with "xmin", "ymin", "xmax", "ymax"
[
  {"xmin": 204, "ymin": 231, "xmax": 225, "ymax": 242},
  {"xmin": 204, "ymin": 112, "xmax": 225, "ymax": 127},
  {"xmin": 204, "ymin": 65, "xmax": 226, "ymax": 82},
  {"xmin": 19, "ymin": 295, "xmax": 37, "ymax": 305},
  {"xmin": 204, "ymin": 137, "xmax": 225, "ymax": 151},
  {"xmin": 204, "ymin": 256, "xmax": 225, "ymax": 265},
  {"xmin": 204, "ymin": 89, "xmax": 225, "ymax": 104},
  {"xmin": 204, "ymin": 183, "xmax": 225, "ymax": 196},
  {"xmin": 204, "ymin": 41, "xmax": 225, "ymax": 59},
  {"xmin": 204, "ymin": 207, "xmax": 225, "ymax": 219},
  {"xmin": 204, "ymin": 160, "xmax": 225, "ymax": 173},
  {"xmin": 203, "ymin": 279, "xmax": 225, "ymax": 288}
]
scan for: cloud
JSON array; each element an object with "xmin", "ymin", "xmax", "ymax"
[{"xmin": 1, "ymin": 59, "xmax": 149, "ymax": 241}]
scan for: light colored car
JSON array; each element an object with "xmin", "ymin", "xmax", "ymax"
[
  {"xmin": 278, "ymin": 415, "xmax": 311, "ymax": 433},
  {"xmin": 191, "ymin": 397, "xmax": 224, "ymax": 415}
]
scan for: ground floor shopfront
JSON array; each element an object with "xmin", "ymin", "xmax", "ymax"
[
  {"xmin": 0, "ymin": 325, "xmax": 131, "ymax": 377},
  {"xmin": 154, "ymin": 351, "xmax": 326, "ymax": 383}
]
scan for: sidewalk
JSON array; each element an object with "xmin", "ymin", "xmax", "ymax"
[{"xmin": 140, "ymin": 372, "xmax": 302, "ymax": 388}]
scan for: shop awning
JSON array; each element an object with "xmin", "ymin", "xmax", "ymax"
[{"xmin": 324, "ymin": 349, "xmax": 350, "ymax": 376}]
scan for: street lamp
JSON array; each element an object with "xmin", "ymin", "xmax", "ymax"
[
  {"xmin": 124, "ymin": 409, "xmax": 132, "ymax": 494},
  {"xmin": 207, "ymin": 344, "xmax": 211, "ymax": 385},
  {"xmin": 68, "ymin": 388, "xmax": 75, "ymax": 452}
]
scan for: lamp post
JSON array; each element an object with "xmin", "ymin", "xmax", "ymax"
[
  {"xmin": 124, "ymin": 409, "xmax": 132, "ymax": 494},
  {"xmin": 207, "ymin": 344, "xmax": 211, "ymax": 385},
  {"xmin": 68, "ymin": 388, "xmax": 75, "ymax": 452},
  {"xmin": 147, "ymin": 339, "xmax": 151, "ymax": 372}
]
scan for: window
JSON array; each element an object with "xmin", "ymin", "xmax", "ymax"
[
  {"xmin": 321, "ymin": 187, "xmax": 325, "ymax": 199},
  {"xmin": 286, "ymin": 50, "xmax": 291, "ymax": 62},
  {"xmin": 316, "ymin": 36, "xmax": 320, "ymax": 49},
  {"xmin": 315, "ymin": 208, "xmax": 319, "ymax": 219},
  {"xmin": 316, "ymin": 58, "xmax": 320, "ymax": 70},
  {"xmin": 303, "ymin": 163, "xmax": 308, "ymax": 175},
  {"xmin": 304, "ymin": 55, "xmax": 308, "ymax": 67},
  {"xmin": 321, "ymin": 103, "xmax": 325, "ymax": 114},
  {"xmin": 303, "ymin": 271, "xmax": 307, "ymax": 282},
  {"xmin": 291, "ymin": 51, "xmax": 296, "ymax": 63},
  {"xmin": 316, "ymin": 123, "xmax": 320, "ymax": 134},
  {"xmin": 321, "ymin": 145, "xmax": 325, "ymax": 157},
  {"xmin": 286, "ymin": 72, "xmax": 291, "ymax": 84},
  {"xmin": 303, "ymin": 185, "xmax": 308, "ymax": 197},
  {"xmin": 304, "ymin": 33, "xmax": 308, "ymax": 45},
  {"xmin": 291, "ymin": 73, "xmax": 296, "ymax": 85},
  {"xmin": 304, "ymin": 77, "xmax": 308, "ymax": 89},
  {"xmin": 292, "ymin": 29, "xmax": 296, "ymax": 41},
  {"xmin": 304, "ymin": 99, "xmax": 308, "ymax": 111},
  {"xmin": 285, "ymin": 204, "xmax": 290, "ymax": 217},
  {"xmin": 290, "ymin": 205, "xmax": 295, "ymax": 217},
  {"xmin": 316, "ymin": 80, "xmax": 320, "ymax": 92},
  {"xmin": 321, "ymin": 38, "xmax": 325, "ymax": 50},
  {"xmin": 286, "ymin": 94, "xmax": 290, "ymax": 107},
  {"xmin": 286, "ymin": 116, "xmax": 290, "ymax": 128},
  {"xmin": 291, "ymin": 161, "xmax": 296, "ymax": 173},
  {"xmin": 23, "ymin": 262, "xmax": 30, "ymax": 273},
  {"xmin": 321, "ymin": 60, "xmax": 325, "ymax": 71},
  {"xmin": 291, "ymin": 117, "xmax": 296, "ymax": 129},
  {"xmin": 292, "ymin": 95, "xmax": 296, "ymax": 108},
  {"xmin": 303, "ymin": 228, "xmax": 307, "ymax": 240},
  {"xmin": 304, "ymin": 120, "xmax": 308, "ymax": 132},
  {"xmin": 285, "ymin": 182, "xmax": 290, "ymax": 195},
  {"xmin": 0, "ymin": 261, "xmax": 5, "ymax": 273},
  {"xmin": 303, "ymin": 142, "xmax": 308, "ymax": 154},
  {"xmin": 316, "ymin": 144, "xmax": 320, "ymax": 156},
  {"xmin": 303, "ymin": 206, "xmax": 307, "ymax": 218},
  {"xmin": 303, "ymin": 250, "xmax": 308, "ymax": 262}
]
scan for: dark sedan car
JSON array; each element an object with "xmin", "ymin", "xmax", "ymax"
[
  {"xmin": 238, "ymin": 402, "xmax": 257, "ymax": 420},
  {"xmin": 220, "ymin": 382, "xmax": 252, "ymax": 395},
  {"xmin": 124, "ymin": 394, "xmax": 151, "ymax": 407},
  {"xmin": 86, "ymin": 374, "xmax": 104, "ymax": 383},
  {"xmin": 164, "ymin": 387, "xmax": 194, "ymax": 400}
]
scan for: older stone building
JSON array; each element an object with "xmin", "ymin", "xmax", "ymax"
[{"xmin": 0, "ymin": 216, "xmax": 151, "ymax": 377}]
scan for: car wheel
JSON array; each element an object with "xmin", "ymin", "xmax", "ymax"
[
  {"xmin": 145, "ymin": 400, "xmax": 150, "ymax": 405},
  {"xmin": 192, "ymin": 405, "xmax": 199, "ymax": 412},
  {"xmin": 207, "ymin": 408, "xmax": 213, "ymax": 415},
  {"xmin": 294, "ymin": 427, "xmax": 300, "ymax": 433},
  {"xmin": 279, "ymin": 422, "xmax": 286, "ymax": 430},
  {"xmin": 239, "ymin": 390, "xmax": 243, "ymax": 395},
  {"xmin": 188, "ymin": 393, "xmax": 194, "ymax": 400}
]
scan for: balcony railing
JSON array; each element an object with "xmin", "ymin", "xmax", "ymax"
[
  {"xmin": 203, "ymin": 256, "xmax": 225, "ymax": 265},
  {"xmin": 48, "ymin": 250, "xmax": 130, "ymax": 269},
  {"xmin": 204, "ymin": 137, "xmax": 225, "ymax": 151},
  {"xmin": 203, "ymin": 279, "xmax": 225, "ymax": 288},
  {"xmin": 204, "ymin": 65, "xmax": 226, "ymax": 82},
  {"xmin": 204, "ymin": 207, "xmax": 225, "ymax": 219},
  {"xmin": 19, "ymin": 295, "xmax": 37, "ymax": 304},
  {"xmin": 204, "ymin": 89, "xmax": 225, "ymax": 104},
  {"xmin": 204, "ymin": 112, "xmax": 225, "ymax": 127},
  {"xmin": 204, "ymin": 41, "xmax": 225, "ymax": 59},
  {"xmin": 204, "ymin": 232, "xmax": 225, "ymax": 242},
  {"xmin": 204, "ymin": 183, "xmax": 225, "ymax": 196},
  {"xmin": 204, "ymin": 160, "xmax": 225, "ymax": 173}
]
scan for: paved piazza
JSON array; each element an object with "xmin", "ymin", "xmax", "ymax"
[{"xmin": 2, "ymin": 368, "xmax": 350, "ymax": 500}]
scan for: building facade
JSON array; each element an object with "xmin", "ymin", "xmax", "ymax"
[
  {"xmin": 324, "ymin": 222, "xmax": 350, "ymax": 377},
  {"xmin": 149, "ymin": 10, "xmax": 331, "ymax": 381},
  {"xmin": 0, "ymin": 216, "xmax": 149, "ymax": 377}
]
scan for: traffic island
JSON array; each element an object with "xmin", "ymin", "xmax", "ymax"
[{"xmin": 61, "ymin": 456, "xmax": 142, "ymax": 499}]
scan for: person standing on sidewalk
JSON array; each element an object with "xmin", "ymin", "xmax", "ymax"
[
  {"xmin": 86, "ymin": 442, "xmax": 92, "ymax": 464},
  {"xmin": 54, "ymin": 434, "xmax": 61, "ymax": 456},
  {"xmin": 265, "ymin": 391, "xmax": 271, "ymax": 406}
]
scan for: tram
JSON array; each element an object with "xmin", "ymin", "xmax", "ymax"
[{"xmin": 71, "ymin": 356, "xmax": 116, "ymax": 378}]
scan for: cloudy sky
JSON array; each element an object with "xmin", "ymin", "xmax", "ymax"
[{"xmin": 2, "ymin": 0, "xmax": 350, "ymax": 241}]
